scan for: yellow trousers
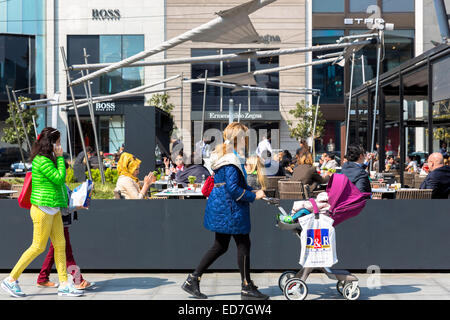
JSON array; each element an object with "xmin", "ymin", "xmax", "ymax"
[{"xmin": 10, "ymin": 205, "xmax": 68, "ymax": 283}]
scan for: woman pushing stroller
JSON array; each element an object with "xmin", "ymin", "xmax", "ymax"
[{"xmin": 182, "ymin": 122, "xmax": 269, "ymax": 300}]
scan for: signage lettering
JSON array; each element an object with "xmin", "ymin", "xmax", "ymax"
[
  {"xmin": 92, "ymin": 9, "xmax": 121, "ymax": 21},
  {"xmin": 207, "ymin": 112, "xmax": 263, "ymax": 120},
  {"xmin": 95, "ymin": 102, "xmax": 116, "ymax": 112},
  {"xmin": 259, "ymin": 34, "xmax": 281, "ymax": 44}
]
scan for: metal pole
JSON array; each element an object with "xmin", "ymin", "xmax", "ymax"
[
  {"xmin": 201, "ymin": 70, "xmax": 208, "ymax": 141},
  {"xmin": 83, "ymin": 48, "xmax": 105, "ymax": 184},
  {"xmin": 229, "ymin": 99, "xmax": 234, "ymax": 124},
  {"xmin": 6, "ymin": 86, "xmax": 28, "ymax": 172},
  {"xmin": 361, "ymin": 55, "xmax": 366, "ymax": 84},
  {"xmin": 311, "ymin": 94, "xmax": 321, "ymax": 163},
  {"xmin": 371, "ymin": 32, "xmax": 383, "ymax": 154},
  {"xmin": 433, "ymin": 0, "xmax": 450, "ymax": 42},
  {"xmin": 64, "ymin": 110, "xmax": 74, "ymax": 166},
  {"xmin": 180, "ymin": 72, "xmax": 184, "ymax": 135},
  {"xmin": 238, "ymin": 103, "xmax": 242, "ymax": 122},
  {"xmin": 11, "ymin": 90, "xmax": 32, "ymax": 152},
  {"xmin": 60, "ymin": 46, "xmax": 92, "ymax": 181},
  {"xmin": 345, "ymin": 53, "xmax": 356, "ymax": 154},
  {"xmin": 32, "ymin": 115, "xmax": 38, "ymax": 138}
]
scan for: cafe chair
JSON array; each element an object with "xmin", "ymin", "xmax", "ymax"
[
  {"xmin": 113, "ymin": 190, "xmax": 124, "ymax": 199},
  {"xmin": 278, "ymin": 180, "xmax": 308, "ymax": 200},
  {"xmin": 265, "ymin": 176, "xmax": 285, "ymax": 198},
  {"xmin": 403, "ymin": 172, "xmax": 415, "ymax": 188},
  {"xmin": 395, "ymin": 189, "xmax": 432, "ymax": 199},
  {"xmin": 413, "ymin": 175, "xmax": 426, "ymax": 189},
  {"xmin": 372, "ymin": 192, "xmax": 383, "ymax": 200},
  {"xmin": 370, "ymin": 181, "xmax": 387, "ymax": 189}
]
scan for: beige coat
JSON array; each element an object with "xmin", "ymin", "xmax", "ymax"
[{"xmin": 114, "ymin": 175, "xmax": 144, "ymax": 199}]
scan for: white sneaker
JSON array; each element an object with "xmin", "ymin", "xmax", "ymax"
[
  {"xmin": 1, "ymin": 278, "xmax": 26, "ymax": 298},
  {"xmin": 57, "ymin": 282, "xmax": 84, "ymax": 297}
]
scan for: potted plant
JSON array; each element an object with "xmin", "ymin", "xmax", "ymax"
[{"xmin": 187, "ymin": 176, "xmax": 197, "ymax": 189}]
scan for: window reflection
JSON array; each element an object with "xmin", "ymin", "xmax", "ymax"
[
  {"xmin": 191, "ymin": 49, "xmax": 279, "ymax": 111},
  {"xmin": 312, "ymin": 30, "xmax": 345, "ymax": 103},
  {"xmin": 349, "ymin": 0, "xmax": 377, "ymax": 12},
  {"xmin": 312, "ymin": 0, "xmax": 344, "ymax": 12}
]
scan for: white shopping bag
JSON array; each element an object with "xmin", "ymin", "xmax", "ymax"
[
  {"xmin": 298, "ymin": 213, "xmax": 338, "ymax": 268},
  {"xmin": 70, "ymin": 180, "xmax": 93, "ymax": 208}
]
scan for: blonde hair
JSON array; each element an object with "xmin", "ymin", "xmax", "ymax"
[
  {"xmin": 297, "ymin": 153, "xmax": 313, "ymax": 166},
  {"xmin": 245, "ymin": 155, "xmax": 267, "ymax": 190},
  {"xmin": 215, "ymin": 122, "xmax": 249, "ymax": 156}
]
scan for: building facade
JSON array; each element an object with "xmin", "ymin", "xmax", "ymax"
[{"xmin": 165, "ymin": 0, "xmax": 308, "ymax": 156}]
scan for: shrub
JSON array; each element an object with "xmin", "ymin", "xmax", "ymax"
[
  {"xmin": 66, "ymin": 167, "xmax": 76, "ymax": 184},
  {"xmin": 105, "ymin": 168, "xmax": 119, "ymax": 184},
  {"xmin": 86, "ymin": 169, "xmax": 102, "ymax": 183}
]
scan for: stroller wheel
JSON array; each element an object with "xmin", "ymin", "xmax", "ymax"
[
  {"xmin": 336, "ymin": 281, "xmax": 345, "ymax": 295},
  {"xmin": 278, "ymin": 271, "xmax": 297, "ymax": 291},
  {"xmin": 284, "ymin": 278, "xmax": 308, "ymax": 300},
  {"xmin": 343, "ymin": 283, "xmax": 360, "ymax": 300}
]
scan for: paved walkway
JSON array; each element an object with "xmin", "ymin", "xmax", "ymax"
[{"xmin": 1, "ymin": 272, "xmax": 449, "ymax": 300}]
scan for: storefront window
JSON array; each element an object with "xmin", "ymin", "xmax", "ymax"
[
  {"xmin": 382, "ymin": 0, "xmax": 414, "ymax": 12},
  {"xmin": 100, "ymin": 115, "xmax": 125, "ymax": 154},
  {"xmin": 350, "ymin": 0, "xmax": 377, "ymax": 12},
  {"xmin": 223, "ymin": 49, "xmax": 249, "ymax": 111},
  {"xmin": 68, "ymin": 35, "xmax": 144, "ymax": 96},
  {"xmin": 312, "ymin": 30, "xmax": 345, "ymax": 104},
  {"xmin": 251, "ymin": 54, "xmax": 279, "ymax": 111},
  {"xmin": 432, "ymin": 99, "xmax": 450, "ymax": 153},
  {"xmin": 191, "ymin": 49, "xmax": 279, "ymax": 111},
  {"xmin": 312, "ymin": 0, "xmax": 344, "ymax": 13},
  {"xmin": 350, "ymin": 30, "xmax": 414, "ymax": 88},
  {"xmin": 191, "ymin": 49, "xmax": 221, "ymax": 111}
]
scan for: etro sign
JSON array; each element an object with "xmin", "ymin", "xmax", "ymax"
[{"xmin": 92, "ymin": 9, "xmax": 121, "ymax": 21}]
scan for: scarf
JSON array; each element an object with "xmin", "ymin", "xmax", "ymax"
[{"xmin": 117, "ymin": 152, "xmax": 141, "ymax": 183}]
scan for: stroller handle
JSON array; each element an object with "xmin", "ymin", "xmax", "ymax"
[{"xmin": 262, "ymin": 197, "xmax": 280, "ymax": 205}]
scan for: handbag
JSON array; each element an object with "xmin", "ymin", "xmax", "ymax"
[
  {"xmin": 201, "ymin": 175, "xmax": 214, "ymax": 197},
  {"xmin": 18, "ymin": 171, "xmax": 32, "ymax": 209}
]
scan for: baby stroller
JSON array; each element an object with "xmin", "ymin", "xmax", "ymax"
[{"xmin": 263, "ymin": 173, "xmax": 370, "ymax": 301}]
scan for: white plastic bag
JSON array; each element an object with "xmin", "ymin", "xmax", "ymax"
[
  {"xmin": 298, "ymin": 213, "xmax": 337, "ymax": 268},
  {"xmin": 71, "ymin": 180, "xmax": 93, "ymax": 207}
]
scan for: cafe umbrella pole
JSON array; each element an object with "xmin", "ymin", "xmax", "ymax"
[
  {"xmin": 83, "ymin": 48, "xmax": 105, "ymax": 184},
  {"xmin": 5, "ymin": 86, "xmax": 28, "ymax": 172},
  {"xmin": 32, "ymin": 115, "xmax": 38, "ymax": 139},
  {"xmin": 60, "ymin": 46, "xmax": 93, "ymax": 181}
]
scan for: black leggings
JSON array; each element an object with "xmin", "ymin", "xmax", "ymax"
[{"xmin": 193, "ymin": 232, "xmax": 251, "ymax": 283}]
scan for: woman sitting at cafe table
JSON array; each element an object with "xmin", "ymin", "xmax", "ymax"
[
  {"xmin": 174, "ymin": 153, "xmax": 210, "ymax": 187},
  {"xmin": 291, "ymin": 152, "xmax": 331, "ymax": 191},
  {"xmin": 114, "ymin": 152, "xmax": 156, "ymax": 199}
]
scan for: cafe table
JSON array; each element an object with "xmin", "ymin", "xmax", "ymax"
[
  {"xmin": 371, "ymin": 187, "xmax": 397, "ymax": 199},
  {"xmin": 153, "ymin": 187, "xmax": 205, "ymax": 199},
  {"xmin": 0, "ymin": 190, "xmax": 17, "ymax": 199}
]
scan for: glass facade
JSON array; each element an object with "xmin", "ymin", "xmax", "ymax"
[
  {"xmin": 0, "ymin": 0, "xmax": 45, "ymax": 94},
  {"xmin": 349, "ymin": 0, "xmax": 377, "ymax": 12},
  {"xmin": 350, "ymin": 29, "xmax": 415, "ymax": 89},
  {"xmin": 382, "ymin": 0, "xmax": 414, "ymax": 12},
  {"xmin": 0, "ymin": 0, "xmax": 45, "ymax": 132},
  {"xmin": 68, "ymin": 35, "xmax": 145, "ymax": 97},
  {"xmin": 312, "ymin": 0, "xmax": 344, "ymax": 13},
  {"xmin": 312, "ymin": 30, "xmax": 345, "ymax": 104},
  {"xmin": 191, "ymin": 49, "xmax": 279, "ymax": 111}
]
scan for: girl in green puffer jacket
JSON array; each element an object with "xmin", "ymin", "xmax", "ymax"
[{"xmin": 1, "ymin": 127, "xmax": 83, "ymax": 298}]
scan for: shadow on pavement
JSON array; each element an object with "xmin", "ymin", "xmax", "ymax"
[
  {"xmin": 265, "ymin": 283, "xmax": 422, "ymax": 300},
  {"xmin": 90, "ymin": 277, "xmax": 175, "ymax": 293}
]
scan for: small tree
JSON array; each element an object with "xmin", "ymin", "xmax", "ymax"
[
  {"xmin": 148, "ymin": 93, "xmax": 176, "ymax": 115},
  {"xmin": 1, "ymin": 96, "xmax": 38, "ymax": 147},
  {"xmin": 287, "ymin": 100, "xmax": 325, "ymax": 142}
]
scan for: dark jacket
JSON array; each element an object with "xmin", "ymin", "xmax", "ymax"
[
  {"xmin": 291, "ymin": 164, "xmax": 329, "ymax": 190},
  {"xmin": 204, "ymin": 164, "xmax": 255, "ymax": 235},
  {"xmin": 341, "ymin": 162, "xmax": 371, "ymax": 194},
  {"xmin": 420, "ymin": 165, "xmax": 450, "ymax": 199},
  {"xmin": 175, "ymin": 164, "xmax": 210, "ymax": 187}
]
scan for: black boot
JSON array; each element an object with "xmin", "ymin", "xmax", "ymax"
[
  {"xmin": 182, "ymin": 274, "xmax": 207, "ymax": 299},
  {"xmin": 241, "ymin": 280, "xmax": 270, "ymax": 300}
]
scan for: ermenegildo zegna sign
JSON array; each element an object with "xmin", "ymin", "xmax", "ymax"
[
  {"xmin": 191, "ymin": 111, "xmax": 282, "ymax": 121},
  {"xmin": 92, "ymin": 9, "xmax": 121, "ymax": 20}
]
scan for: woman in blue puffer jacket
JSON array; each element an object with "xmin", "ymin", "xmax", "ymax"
[{"xmin": 182, "ymin": 122, "xmax": 268, "ymax": 300}]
